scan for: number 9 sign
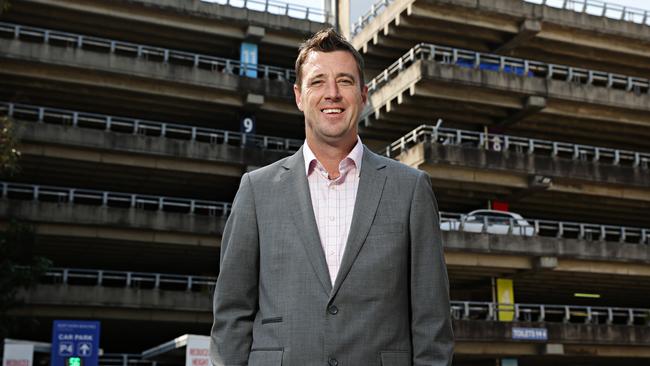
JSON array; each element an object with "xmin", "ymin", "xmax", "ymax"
[{"xmin": 241, "ymin": 116, "xmax": 255, "ymax": 134}]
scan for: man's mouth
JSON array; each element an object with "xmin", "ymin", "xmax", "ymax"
[{"xmin": 321, "ymin": 108, "xmax": 344, "ymax": 114}]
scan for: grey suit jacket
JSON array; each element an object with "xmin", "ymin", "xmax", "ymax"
[{"xmin": 211, "ymin": 146, "xmax": 453, "ymax": 366}]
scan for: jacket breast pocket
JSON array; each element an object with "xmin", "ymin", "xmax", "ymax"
[
  {"xmin": 368, "ymin": 222, "xmax": 404, "ymax": 237},
  {"xmin": 248, "ymin": 349, "xmax": 283, "ymax": 366},
  {"xmin": 380, "ymin": 351, "xmax": 410, "ymax": 366}
]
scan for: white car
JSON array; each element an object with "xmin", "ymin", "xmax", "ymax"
[{"xmin": 440, "ymin": 209, "xmax": 535, "ymax": 236}]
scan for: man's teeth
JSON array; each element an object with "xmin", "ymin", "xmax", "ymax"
[{"xmin": 322, "ymin": 108, "xmax": 342, "ymax": 114}]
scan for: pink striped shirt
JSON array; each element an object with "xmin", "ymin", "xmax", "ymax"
[{"xmin": 303, "ymin": 138, "xmax": 364, "ymax": 284}]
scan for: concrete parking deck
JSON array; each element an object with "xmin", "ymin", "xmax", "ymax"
[
  {"xmin": 0, "ymin": 37, "xmax": 302, "ymax": 135},
  {"xmin": 363, "ymin": 56, "xmax": 650, "ymax": 149},
  {"xmin": 348, "ymin": 0, "xmax": 650, "ymax": 78},
  {"xmin": 1, "ymin": 0, "xmax": 328, "ymax": 67},
  {"xmin": 395, "ymin": 140, "xmax": 650, "ymax": 225}
]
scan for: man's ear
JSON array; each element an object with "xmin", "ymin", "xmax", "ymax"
[
  {"xmin": 294, "ymin": 84, "xmax": 304, "ymax": 111},
  {"xmin": 361, "ymin": 84, "xmax": 368, "ymax": 105}
]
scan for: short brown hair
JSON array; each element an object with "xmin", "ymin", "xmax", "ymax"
[{"xmin": 294, "ymin": 28, "xmax": 365, "ymax": 89}]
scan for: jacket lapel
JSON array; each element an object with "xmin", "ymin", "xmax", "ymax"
[
  {"xmin": 330, "ymin": 147, "xmax": 387, "ymax": 299},
  {"xmin": 282, "ymin": 147, "xmax": 333, "ymax": 295}
]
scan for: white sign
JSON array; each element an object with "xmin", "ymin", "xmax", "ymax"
[
  {"xmin": 3, "ymin": 344, "xmax": 34, "ymax": 366},
  {"xmin": 185, "ymin": 335, "xmax": 210, "ymax": 366},
  {"xmin": 512, "ymin": 327, "xmax": 548, "ymax": 341}
]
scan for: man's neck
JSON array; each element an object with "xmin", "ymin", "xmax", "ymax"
[{"xmin": 306, "ymin": 137, "xmax": 358, "ymax": 179}]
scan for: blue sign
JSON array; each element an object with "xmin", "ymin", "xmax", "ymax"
[
  {"xmin": 512, "ymin": 327, "xmax": 547, "ymax": 341},
  {"xmin": 51, "ymin": 320, "xmax": 100, "ymax": 366},
  {"xmin": 240, "ymin": 42, "xmax": 258, "ymax": 78}
]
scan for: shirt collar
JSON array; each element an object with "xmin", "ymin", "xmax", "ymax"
[{"xmin": 303, "ymin": 136, "xmax": 364, "ymax": 177}]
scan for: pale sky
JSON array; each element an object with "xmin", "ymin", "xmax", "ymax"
[
  {"xmin": 292, "ymin": 0, "xmax": 650, "ymax": 17},
  {"xmin": 208, "ymin": 0, "xmax": 650, "ymax": 24}
]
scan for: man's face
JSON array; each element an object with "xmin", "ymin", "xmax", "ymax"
[{"xmin": 294, "ymin": 50, "xmax": 368, "ymax": 147}]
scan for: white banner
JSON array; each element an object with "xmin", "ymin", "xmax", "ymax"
[
  {"xmin": 185, "ymin": 335, "xmax": 210, "ymax": 366},
  {"xmin": 3, "ymin": 344, "xmax": 34, "ymax": 366}
]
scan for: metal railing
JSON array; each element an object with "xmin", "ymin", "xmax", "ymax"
[
  {"xmin": 100, "ymin": 354, "xmax": 154, "ymax": 366},
  {"xmin": 352, "ymin": 0, "xmax": 393, "ymax": 36},
  {"xmin": 351, "ymin": 0, "xmax": 650, "ymax": 36},
  {"xmin": 367, "ymin": 43, "xmax": 650, "ymax": 95},
  {"xmin": 32, "ymin": 268, "xmax": 650, "ymax": 327},
  {"xmin": 0, "ymin": 22, "xmax": 295, "ymax": 81},
  {"xmin": 0, "ymin": 182, "xmax": 231, "ymax": 217},
  {"xmin": 0, "ymin": 102, "xmax": 303, "ymax": 153},
  {"xmin": 385, "ymin": 124, "xmax": 650, "ymax": 170},
  {"xmin": 528, "ymin": 0, "xmax": 650, "ymax": 24},
  {"xmin": 42, "ymin": 268, "xmax": 216, "ymax": 291},
  {"xmin": 450, "ymin": 300, "xmax": 650, "ymax": 326},
  {"xmin": 439, "ymin": 211, "xmax": 650, "ymax": 245},
  {"xmin": 201, "ymin": 0, "xmax": 330, "ymax": 23},
  {"xmin": 2, "ymin": 182, "xmax": 648, "ymax": 245}
]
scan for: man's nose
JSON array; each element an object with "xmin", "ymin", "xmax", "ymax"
[{"xmin": 324, "ymin": 79, "xmax": 341, "ymax": 100}]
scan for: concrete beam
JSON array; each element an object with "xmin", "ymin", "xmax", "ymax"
[
  {"xmin": 0, "ymin": 201, "xmax": 225, "ymax": 236},
  {"xmin": 454, "ymin": 320, "xmax": 650, "ymax": 350},
  {"xmin": 494, "ymin": 19, "xmax": 542, "ymax": 54},
  {"xmin": 403, "ymin": 140, "xmax": 650, "ymax": 189},
  {"xmin": 8, "ymin": 0, "xmax": 325, "ymax": 46},
  {"xmin": 0, "ymin": 40, "xmax": 298, "ymax": 115},
  {"xmin": 497, "ymin": 96, "xmax": 547, "ymax": 127},
  {"xmin": 12, "ymin": 285, "xmax": 212, "ymax": 323},
  {"xmin": 442, "ymin": 231, "xmax": 650, "ymax": 268},
  {"xmin": 15, "ymin": 121, "xmax": 291, "ymax": 174}
]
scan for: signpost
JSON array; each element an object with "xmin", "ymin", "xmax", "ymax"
[
  {"xmin": 240, "ymin": 42, "xmax": 258, "ymax": 78},
  {"xmin": 51, "ymin": 321, "xmax": 100, "ymax": 366}
]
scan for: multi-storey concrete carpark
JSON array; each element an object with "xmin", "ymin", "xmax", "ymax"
[
  {"xmin": 0, "ymin": 0, "xmax": 326, "ymax": 353},
  {"xmin": 1, "ymin": 0, "xmax": 649, "ymax": 365},
  {"xmin": 339, "ymin": 0, "xmax": 650, "ymax": 364}
]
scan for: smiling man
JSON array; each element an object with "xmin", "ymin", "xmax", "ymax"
[{"xmin": 210, "ymin": 28, "xmax": 454, "ymax": 366}]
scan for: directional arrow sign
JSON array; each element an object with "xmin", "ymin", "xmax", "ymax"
[{"xmin": 51, "ymin": 321, "xmax": 100, "ymax": 366}]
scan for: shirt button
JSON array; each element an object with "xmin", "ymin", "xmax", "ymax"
[
  {"xmin": 329, "ymin": 216, "xmax": 335, "ymax": 221},
  {"xmin": 328, "ymin": 358, "xmax": 338, "ymax": 366},
  {"xmin": 328, "ymin": 305, "xmax": 339, "ymax": 315}
]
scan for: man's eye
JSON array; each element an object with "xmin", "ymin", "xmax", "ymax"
[
  {"xmin": 311, "ymin": 80, "xmax": 323, "ymax": 86},
  {"xmin": 339, "ymin": 79, "xmax": 354, "ymax": 85}
]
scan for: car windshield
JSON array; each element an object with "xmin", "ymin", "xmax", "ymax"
[{"xmin": 469, "ymin": 214, "xmax": 511, "ymax": 225}]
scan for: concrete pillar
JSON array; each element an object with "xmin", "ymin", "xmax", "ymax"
[{"xmin": 338, "ymin": 0, "xmax": 351, "ymax": 38}]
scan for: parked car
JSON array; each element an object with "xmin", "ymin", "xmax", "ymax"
[{"xmin": 440, "ymin": 209, "xmax": 535, "ymax": 236}]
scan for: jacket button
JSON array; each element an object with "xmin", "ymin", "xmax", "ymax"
[
  {"xmin": 328, "ymin": 305, "xmax": 339, "ymax": 315},
  {"xmin": 328, "ymin": 358, "xmax": 338, "ymax": 366}
]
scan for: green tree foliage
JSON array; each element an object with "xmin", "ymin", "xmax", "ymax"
[
  {"xmin": 1, "ymin": 112, "xmax": 51, "ymax": 338},
  {"xmin": 1, "ymin": 116, "xmax": 21, "ymax": 177},
  {"xmin": 0, "ymin": 0, "xmax": 11, "ymax": 15}
]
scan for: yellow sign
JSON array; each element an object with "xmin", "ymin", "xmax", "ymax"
[{"xmin": 497, "ymin": 278, "xmax": 514, "ymax": 321}]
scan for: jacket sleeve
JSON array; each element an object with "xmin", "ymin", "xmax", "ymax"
[
  {"xmin": 210, "ymin": 173, "xmax": 259, "ymax": 366},
  {"xmin": 409, "ymin": 171, "xmax": 454, "ymax": 365}
]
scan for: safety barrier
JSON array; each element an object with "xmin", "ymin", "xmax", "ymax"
[
  {"xmin": 100, "ymin": 354, "xmax": 153, "ymax": 366},
  {"xmin": 450, "ymin": 300, "xmax": 650, "ymax": 326},
  {"xmin": 385, "ymin": 124, "xmax": 650, "ymax": 170},
  {"xmin": 36, "ymin": 267, "xmax": 650, "ymax": 327},
  {"xmin": 0, "ymin": 182, "xmax": 231, "ymax": 217},
  {"xmin": 201, "ymin": 0, "xmax": 330, "ymax": 23},
  {"xmin": 0, "ymin": 102, "xmax": 303, "ymax": 153},
  {"xmin": 42, "ymin": 267, "xmax": 216, "ymax": 291},
  {"xmin": 0, "ymin": 22, "xmax": 295, "ymax": 81},
  {"xmin": 367, "ymin": 43, "xmax": 650, "ymax": 95},
  {"xmin": 352, "ymin": 0, "xmax": 650, "ymax": 36},
  {"xmin": 3, "ymin": 182, "xmax": 648, "ymax": 244}
]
